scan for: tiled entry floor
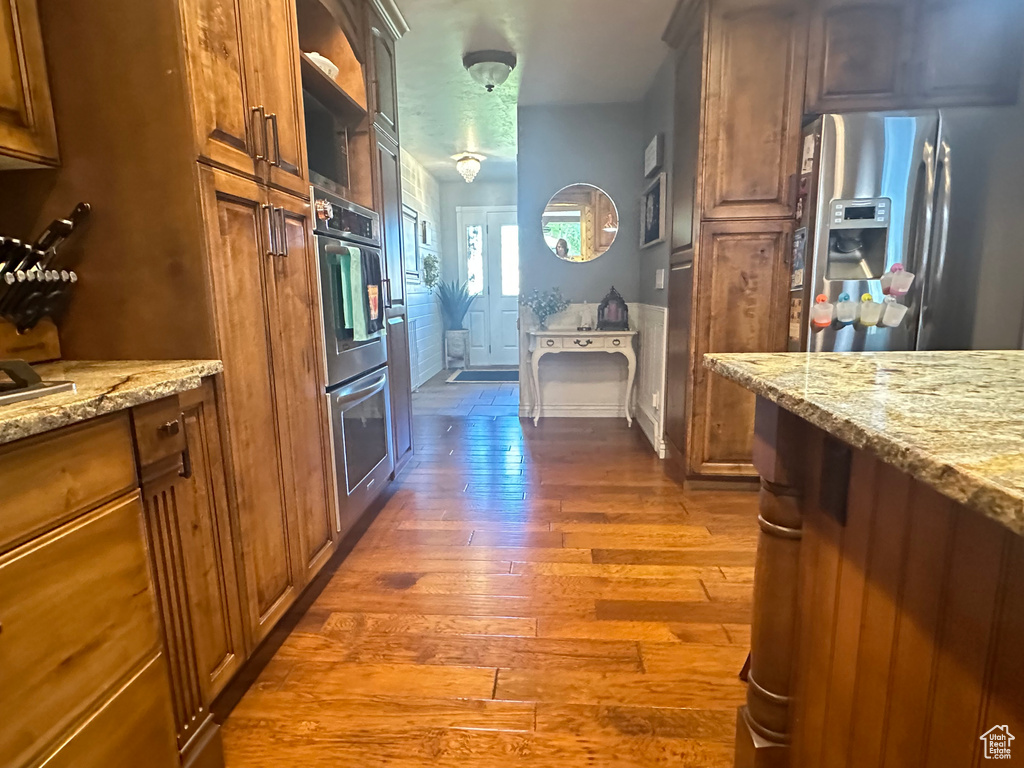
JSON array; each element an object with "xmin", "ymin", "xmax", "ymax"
[{"xmin": 412, "ymin": 368, "xmax": 520, "ymax": 418}]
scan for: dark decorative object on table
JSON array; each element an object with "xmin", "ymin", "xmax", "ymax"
[{"xmin": 597, "ymin": 286, "xmax": 629, "ymax": 331}]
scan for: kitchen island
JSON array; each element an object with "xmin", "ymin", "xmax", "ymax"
[{"xmin": 704, "ymin": 351, "xmax": 1024, "ymax": 768}]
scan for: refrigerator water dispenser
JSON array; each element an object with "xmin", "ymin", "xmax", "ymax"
[{"xmin": 825, "ymin": 198, "xmax": 891, "ymax": 281}]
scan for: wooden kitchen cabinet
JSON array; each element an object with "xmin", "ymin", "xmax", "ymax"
[
  {"xmin": 806, "ymin": 0, "xmax": 1024, "ymax": 112},
  {"xmin": 0, "ymin": 0, "xmax": 59, "ymax": 168},
  {"xmin": 133, "ymin": 382, "xmax": 245, "ymax": 766},
  {"xmin": 689, "ymin": 219, "xmax": 792, "ymax": 476},
  {"xmin": 369, "ymin": 15, "xmax": 400, "ymax": 143},
  {"xmin": 265, "ymin": 186, "xmax": 337, "ymax": 579},
  {"xmin": 374, "ymin": 130, "xmax": 414, "ymax": 472},
  {"xmin": 200, "ymin": 166, "xmax": 300, "ymax": 644},
  {"xmin": 701, "ymin": 0, "xmax": 807, "ymax": 220},
  {"xmin": 664, "ymin": 259, "xmax": 694, "ymax": 463}
]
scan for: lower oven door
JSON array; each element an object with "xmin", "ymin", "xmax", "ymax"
[{"xmin": 327, "ymin": 367, "xmax": 394, "ymax": 536}]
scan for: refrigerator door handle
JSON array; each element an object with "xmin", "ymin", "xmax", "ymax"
[{"xmin": 917, "ymin": 139, "xmax": 951, "ymax": 350}]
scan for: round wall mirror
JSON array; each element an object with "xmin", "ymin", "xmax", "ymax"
[{"xmin": 542, "ymin": 183, "xmax": 619, "ymax": 263}]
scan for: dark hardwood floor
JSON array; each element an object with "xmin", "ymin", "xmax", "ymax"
[{"xmin": 221, "ymin": 413, "xmax": 758, "ymax": 767}]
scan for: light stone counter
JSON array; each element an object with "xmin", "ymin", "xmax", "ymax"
[
  {"xmin": 704, "ymin": 351, "xmax": 1024, "ymax": 536},
  {"xmin": 0, "ymin": 359, "xmax": 222, "ymax": 445}
]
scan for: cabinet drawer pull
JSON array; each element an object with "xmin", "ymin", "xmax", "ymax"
[
  {"xmin": 612, "ymin": 338, "xmax": 621, "ymax": 346},
  {"xmin": 250, "ymin": 105, "xmax": 267, "ymax": 161},
  {"xmin": 573, "ymin": 338, "xmax": 593, "ymax": 347},
  {"xmin": 266, "ymin": 112, "xmax": 281, "ymax": 167},
  {"xmin": 545, "ymin": 339, "xmax": 555, "ymax": 347}
]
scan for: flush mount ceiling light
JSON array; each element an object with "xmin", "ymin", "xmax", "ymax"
[
  {"xmin": 463, "ymin": 50, "xmax": 517, "ymax": 92},
  {"xmin": 453, "ymin": 153, "xmax": 485, "ymax": 183}
]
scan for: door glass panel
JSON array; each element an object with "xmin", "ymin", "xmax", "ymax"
[
  {"xmin": 500, "ymin": 225, "xmax": 520, "ymax": 296},
  {"xmin": 466, "ymin": 225, "xmax": 484, "ymax": 296},
  {"xmin": 342, "ymin": 387, "xmax": 388, "ymax": 492}
]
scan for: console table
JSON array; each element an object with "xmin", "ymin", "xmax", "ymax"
[{"xmin": 527, "ymin": 329, "xmax": 638, "ymax": 427}]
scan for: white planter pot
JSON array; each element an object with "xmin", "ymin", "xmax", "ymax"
[{"xmin": 445, "ymin": 329, "xmax": 471, "ymax": 369}]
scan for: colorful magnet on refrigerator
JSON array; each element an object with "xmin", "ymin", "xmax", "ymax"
[
  {"xmin": 835, "ymin": 292, "xmax": 857, "ymax": 324},
  {"xmin": 881, "ymin": 296, "xmax": 910, "ymax": 327},
  {"xmin": 858, "ymin": 294, "xmax": 883, "ymax": 326}
]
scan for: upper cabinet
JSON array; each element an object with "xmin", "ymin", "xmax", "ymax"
[
  {"xmin": 702, "ymin": 0, "xmax": 807, "ymax": 220},
  {"xmin": 181, "ymin": 0, "xmax": 307, "ymax": 196},
  {"xmin": 806, "ymin": 0, "xmax": 1024, "ymax": 112},
  {"xmin": 0, "ymin": 0, "xmax": 58, "ymax": 167},
  {"xmin": 370, "ymin": 18, "xmax": 399, "ymax": 143}
]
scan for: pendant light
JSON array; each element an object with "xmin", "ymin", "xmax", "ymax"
[
  {"xmin": 453, "ymin": 153, "xmax": 485, "ymax": 183},
  {"xmin": 463, "ymin": 50, "xmax": 517, "ymax": 92}
]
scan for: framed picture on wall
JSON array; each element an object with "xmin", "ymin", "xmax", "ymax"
[
  {"xmin": 402, "ymin": 204, "xmax": 420, "ymax": 281},
  {"xmin": 640, "ymin": 172, "xmax": 666, "ymax": 248}
]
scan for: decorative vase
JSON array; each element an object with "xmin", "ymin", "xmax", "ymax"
[{"xmin": 445, "ymin": 329, "xmax": 471, "ymax": 369}]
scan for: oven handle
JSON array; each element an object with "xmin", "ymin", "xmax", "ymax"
[{"xmin": 331, "ymin": 372, "xmax": 388, "ymax": 408}]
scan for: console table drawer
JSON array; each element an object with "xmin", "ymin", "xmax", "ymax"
[{"xmin": 564, "ymin": 336, "xmax": 605, "ymax": 349}]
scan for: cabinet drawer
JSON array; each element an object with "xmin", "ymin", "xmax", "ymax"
[
  {"xmin": 565, "ymin": 336, "xmax": 606, "ymax": 350},
  {"xmin": 40, "ymin": 654, "xmax": 179, "ymax": 768},
  {"xmin": 0, "ymin": 415, "xmax": 136, "ymax": 553},
  {"xmin": 0, "ymin": 493, "xmax": 161, "ymax": 768},
  {"xmin": 131, "ymin": 395, "xmax": 186, "ymax": 473}
]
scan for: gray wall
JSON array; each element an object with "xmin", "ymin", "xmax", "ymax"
[
  {"xmin": 639, "ymin": 56, "xmax": 675, "ymax": 307},
  {"xmin": 518, "ymin": 103, "xmax": 645, "ymax": 303},
  {"xmin": 438, "ymin": 181, "xmax": 517, "ymax": 283}
]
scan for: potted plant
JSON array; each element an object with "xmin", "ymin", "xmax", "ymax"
[{"xmin": 437, "ymin": 280, "xmax": 474, "ymax": 368}]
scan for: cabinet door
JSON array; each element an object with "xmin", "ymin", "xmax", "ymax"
[
  {"xmin": 806, "ymin": 0, "xmax": 913, "ymax": 112},
  {"xmin": 664, "ymin": 259, "xmax": 694, "ymax": 463},
  {"xmin": 387, "ymin": 315, "xmax": 414, "ymax": 472},
  {"xmin": 249, "ymin": 0, "xmax": 308, "ymax": 197},
  {"xmin": 180, "ymin": 0, "xmax": 260, "ymax": 179},
  {"xmin": 376, "ymin": 133, "xmax": 406, "ymax": 307},
  {"xmin": 264, "ymin": 188, "xmax": 336, "ymax": 579},
  {"xmin": 702, "ymin": 0, "xmax": 807, "ymax": 220},
  {"xmin": 912, "ymin": 0, "xmax": 1024, "ymax": 107},
  {"xmin": 370, "ymin": 20, "xmax": 399, "ymax": 142},
  {"xmin": 199, "ymin": 166, "xmax": 297, "ymax": 644},
  {"xmin": 0, "ymin": 0, "xmax": 58, "ymax": 167},
  {"xmin": 690, "ymin": 220, "xmax": 792, "ymax": 477}
]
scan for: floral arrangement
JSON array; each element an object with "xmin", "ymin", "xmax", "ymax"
[
  {"xmin": 520, "ymin": 288, "xmax": 569, "ymax": 327},
  {"xmin": 422, "ymin": 253, "xmax": 440, "ymax": 289}
]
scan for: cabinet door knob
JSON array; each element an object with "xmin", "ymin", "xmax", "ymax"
[{"xmin": 159, "ymin": 419, "xmax": 180, "ymax": 437}]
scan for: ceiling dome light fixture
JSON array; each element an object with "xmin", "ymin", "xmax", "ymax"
[
  {"xmin": 453, "ymin": 153, "xmax": 485, "ymax": 183},
  {"xmin": 463, "ymin": 50, "xmax": 517, "ymax": 92}
]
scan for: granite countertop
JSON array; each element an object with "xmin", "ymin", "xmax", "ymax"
[
  {"xmin": 704, "ymin": 351, "xmax": 1024, "ymax": 536},
  {"xmin": 0, "ymin": 360, "xmax": 223, "ymax": 445}
]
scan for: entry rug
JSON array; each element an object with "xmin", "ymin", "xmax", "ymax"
[{"xmin": 447, "ymin": 368, "xmax": 519, "ymax": 383}]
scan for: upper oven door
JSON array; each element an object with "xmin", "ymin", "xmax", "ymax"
[{"xmin": 316, "ymin": 236, "xmax": 388, "ymax": 387}]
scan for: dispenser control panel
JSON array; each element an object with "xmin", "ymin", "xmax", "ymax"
[{"xmin": 829, "ymin": 198, "xmax": 891, "ymax": 230}]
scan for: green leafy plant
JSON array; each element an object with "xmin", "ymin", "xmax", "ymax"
[
  {"xmin": 437, "ymin": 280, "xmax": 474, "ymax": 331},
  {"xmin": 519, "ymin": 288, "xmax": 569, "ymax": 327},
  {"xmin": 422, "ymin": 253, "xmax": 440, "ymax": 290}
]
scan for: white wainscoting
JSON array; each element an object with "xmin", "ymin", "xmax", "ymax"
[
  {"xmin": 634, "ymin": 303, "xmax": 668, "ymax": 459},
  {"xmin": 407, "ymin": 288, "xmax": 444, "ymax": 389},
  {"xmin": 518, "ymin": 302, "xmax": 668, "ymax": 458}
]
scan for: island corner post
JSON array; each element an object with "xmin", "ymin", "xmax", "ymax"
[
  {"xmin": 734, "ymin": 395, "xmax": 1024, "ymax": 768},
  {"xmin": 735, "ymin": 396, "xmax": 807, "ymax": 768}
]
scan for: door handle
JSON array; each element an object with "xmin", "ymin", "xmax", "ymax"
[
  {"xmin": 266, "ymin": 112, "xmax": 281, "ymax": 167},
  {"xmin": 382, "ymin": 277, "xmax": 393, "ymax": 308},
  {"xmin": 275, "ymin": 206, "xmax": 288, "ymax": 256},
  {"xmin": 250, "ymin": 106, "xmax": 267, "ymax": 161},
  {"xmin": 262, "ymin": 204, "xmax": 276, "ymax": 257}
]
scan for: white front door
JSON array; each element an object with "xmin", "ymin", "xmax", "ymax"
[{"xmin": 458, "ymin": 206, "xmax": 519, "ymax": 367}]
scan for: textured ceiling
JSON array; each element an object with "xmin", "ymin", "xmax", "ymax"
[{"xmin": 395, "ymin": 0, "xmax": 677, "ymax": 183}]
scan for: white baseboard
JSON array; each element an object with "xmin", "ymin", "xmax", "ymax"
[
  {"xmin": 519, "ymin": 404, "xmax": 627, "ymax": 419},
  {"xmin": 636, "ymin": 404, "xmax": 667, "ymax": 458}
]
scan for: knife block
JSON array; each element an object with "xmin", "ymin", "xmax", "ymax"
[{"xmin": 0, "ymin": 318, "xmax": 61, "ymax": 363}]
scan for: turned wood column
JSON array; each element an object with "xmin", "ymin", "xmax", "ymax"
[{"xmin": 735, "ymin": 397, "xmax": 805, "ymax": 768}]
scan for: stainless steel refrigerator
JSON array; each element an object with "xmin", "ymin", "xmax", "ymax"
[{"xmin": 790, "ymin": 108, "xmax": 1024, "ymax": 353}]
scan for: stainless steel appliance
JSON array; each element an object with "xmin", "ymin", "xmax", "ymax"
[
  {"xmin": 326, "ymin": 365, "xmax": 393, "ymax": 534},
  {"xmin": 791, "ymin": 107, "xmax": 1024, "ymax": 352},
  {"xmin": 312, "ymin": 185, "xmax": 391, "ymax": 534},
  {"xmin": 313, "ymin": 186, "xmax": 387, "ymax": 385}
]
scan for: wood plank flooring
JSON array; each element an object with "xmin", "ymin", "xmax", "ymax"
[{"xmin": 221, "ymin": 413, "xmax": 758, "ymax": 767}]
